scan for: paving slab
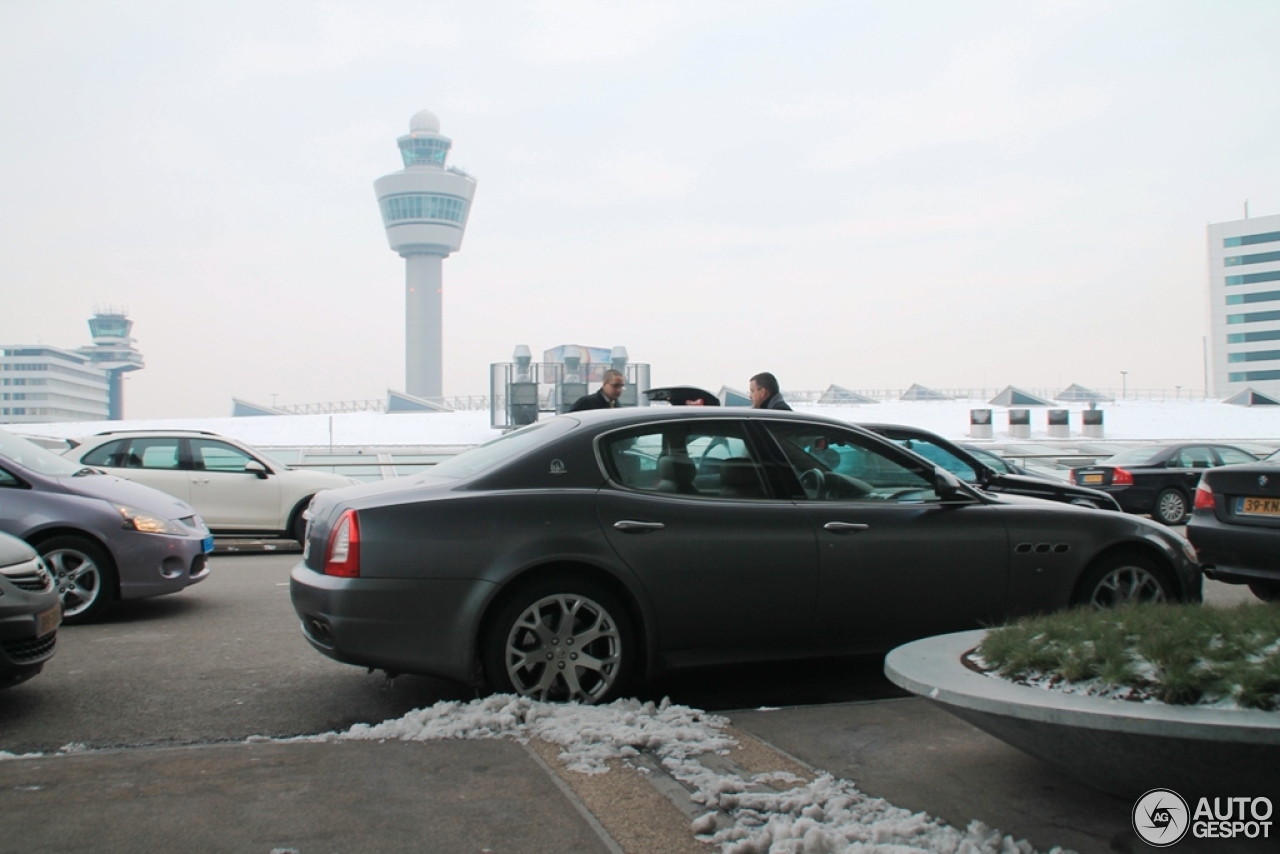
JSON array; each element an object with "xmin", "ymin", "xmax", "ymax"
[
  {"xmin": 0, "ymin": 739, "xmax": 616, "ymax": 854},
  {"xmin": 727, "ymin": 697, "xmax": 1271, "ymax": 854}
]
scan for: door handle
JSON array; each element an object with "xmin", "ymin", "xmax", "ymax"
[
  {"xmin": 613, "ymin": 520, "xmax": 666, "ymax": 533},
  {"xmin": 823, "ymin": 522, "xmax": 870, "ymax": 534}
]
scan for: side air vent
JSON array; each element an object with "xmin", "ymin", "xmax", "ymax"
[{"xmin": 1015, "ymin": 543, "xmax": 1071, "ymax": 554}]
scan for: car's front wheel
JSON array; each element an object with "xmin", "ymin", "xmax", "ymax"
[
  {"xmin": 1247, "ymin": 580, "xmax": 1280, "ymax": 603},
  {"xmin": 1154, "ymin": 488, "xmax": 1189, "ymax": 525},
  {"xmin": 482, "ymin": 576, "xmax": 634, "ymax": 704},
  {"xmin": 1075, "ymin": 553, "xmax": 1173, "ymax": 608},
  {"xmin": 37, "ymin": 535, "xmax": 117, "ymax": 624}
]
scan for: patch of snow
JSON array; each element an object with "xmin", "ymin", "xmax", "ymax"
[
  {"xmin": 278, "ymin": 693, "xmax": 1069, "ymax": 853},
  {"xmin": 13, "ymin": 397, "xmax": 1280, "ymax": 450}
]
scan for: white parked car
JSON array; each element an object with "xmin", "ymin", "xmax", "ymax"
[{"xmin": 63, "ymin": 430, "xmax": 358, "ymax": 542}]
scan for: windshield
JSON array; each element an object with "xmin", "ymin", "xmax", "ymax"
[
  {"xmin": 427, "ymin": 421, "xmax": 557, "ymax": 480},
  {"xmin": 890, "ymin": 437, "xmax": 978, "ymax": 482},
  {"xmin": 0, "ymin": 428, "xmax": 87, "ymax": 477}
]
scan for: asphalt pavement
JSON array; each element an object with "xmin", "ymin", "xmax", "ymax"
[{"xmin": 0, "ymin": 552, "xmax": 1265, "ymax": 854}]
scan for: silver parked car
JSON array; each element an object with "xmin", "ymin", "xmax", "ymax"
[
  {"xmin": 0, "ymin": 427, "xmax": 213, "ymax": 623},
  {"xmin": 63, "ymin": 429, "xmax": 358, "ymax": 542},
  {"xmin": 0, "ymin": 530, "xmax": 61, "ymax": 688}
]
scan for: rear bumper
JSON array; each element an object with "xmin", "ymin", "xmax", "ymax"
[
  {"xmin": 1187, "ymin": 517, "xmax": 1280, "ymax": 585},
  {"xmin": 289, "ymin": 562, "xmax": 495, "ymax": 684},
  {"xmin": 1100, "ymin": 485, "xmax": 1156, "ymax": 514}
]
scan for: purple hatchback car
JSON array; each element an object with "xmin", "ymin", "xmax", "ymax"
[{"xmin": 0, "ymin": 428, "xmax": 212, "ymax": 623}]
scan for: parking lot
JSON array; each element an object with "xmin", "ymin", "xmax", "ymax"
[
  {"xmin": 0, "ymin": 551, "xmax": 915, "ymax": 754},
  {"xmin": 0, "ymin": 548, "xmax": 1263, "ymax": 854}
]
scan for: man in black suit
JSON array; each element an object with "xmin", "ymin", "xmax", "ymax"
[
  {"xmin": 749, "ymin": 372, "xmax": 792, "ymax": 410},
  {"xmin": 570, "ymin": 369, "xmax": 626, "ymax": 411}
]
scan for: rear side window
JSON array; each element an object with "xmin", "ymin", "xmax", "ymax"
[
  {"xmin": 1176, "ymin": 447, "xmax": 1214, "ymax": 469},
  {"xmin": 130, "ymin": 438, "xmax": 182, "ymax": 470},
  {"xmin": 600, "ymin": 421, "xmax": 767, "ymax": 498},
  {"xmin": 82, "ymin": 439, "xmax": 128, "ymax": 468}
]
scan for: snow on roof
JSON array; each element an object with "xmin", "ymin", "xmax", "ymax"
[{"xmin": 12, "ymin": 398, "xmax": 1280, "ymax": 448}]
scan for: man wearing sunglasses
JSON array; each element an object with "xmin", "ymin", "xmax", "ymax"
[{"xmin": 569, "ymin": 369, "xmax": 626, "ymax": 411}]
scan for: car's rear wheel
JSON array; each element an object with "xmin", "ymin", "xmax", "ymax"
[
  {"xmin": 1247, "ymin": 580, "xmax": 1280, "ymax": 603},
  {"xmin": 1075, "ymin": 553, "xmax": 1173, "ymax": 608},
  {"xmin": 482, "ymin": 576, "xmax": 634, "ymax": 704},
  {"xmin": 1154, "ymin": 488, "xmax": 1189, "ymax": 525},
  {"xmin": 37, "ymin": 535, "xmax": 117, "ymax": 624}
]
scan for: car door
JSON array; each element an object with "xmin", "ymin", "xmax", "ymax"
[
  {"xmin": 81, "ymin": 437, "xmax": 193, "ymax": 506},
  {"xmin": 758, "ymin": 421, "xmax": 1011, "ymax": 649},
  {"xmin": 596, "ymin": 419, "xmax": 818, "ymax": 662},
  {"xmin": 186, "ymin": 438, "xmax": 281, "ymax": 531},
  {"xmin": 1171, "ymin": 445, "xmax": 1216, "ymax": 493}
]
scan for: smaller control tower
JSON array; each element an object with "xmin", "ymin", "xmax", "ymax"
[
  {"xmin": 374, "ymin": 109, "xmax": 477, "ymax": 401},
  {"xmin": 75, "ymin": 308, "xmax": 144, "ymax": 420}
]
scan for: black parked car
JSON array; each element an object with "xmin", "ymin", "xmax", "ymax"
[
  {"xmin": 0, "ymin": 531, "xmax": 61, "ymax": 689},
  {"xmin": 860, "ymin": 424, "xmax": 1120, "ymax": 511},
  {"xmin": 1187, "ymin": 451, "xmax": 1280, "ymax": 602},
  {"xmin": 1069, "ymin": 443, "xmax": 1258, "ymax": 525},
  {"xmin": 292, "ymin": 408, "xmax": 1201, "ymax": 704}
]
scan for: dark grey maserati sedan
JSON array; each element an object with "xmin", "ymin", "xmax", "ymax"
[{"xmin": 291, "ymin": 408, "xmax": 1202, "ymax": 704}]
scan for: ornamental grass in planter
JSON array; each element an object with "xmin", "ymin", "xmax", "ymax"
[{"xmin": 975, "ymin": 602, "xmax": 1280, "ymax": 711}]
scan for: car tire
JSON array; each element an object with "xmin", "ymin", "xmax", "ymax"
[
  {"xmin": 288, "ymin": 500, "xmax": 311, "ymax": 544},
  {"xmin": 482, "ymin": 575, "xmax": 634, "ymax": 705},
  {"xmin": 1153, "ymin": 488, "xmax": 1189, "ymax": 525},
  {"xmin": 37, "ymin": 535, "xmax": 117, "ymax": 624},
  {"xmin": 1247, "ymin": 580, "xmax": 1280, "ymax": 603},
  {"xmin": 1074, "ymin": 552, "xmax": 1173, "ymax": 608}
]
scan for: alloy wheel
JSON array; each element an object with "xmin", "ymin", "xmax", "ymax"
[
  {"xmin": 502, "ymin": 593, "xmax": 624, "ymax": 703},
  {"xmin": 1087, "ymin": 565, "xmax": 1168, "ymax": 608},
  {"xmin": 44, "ymin": 547, "xmax": 103, "ymax": 618}
]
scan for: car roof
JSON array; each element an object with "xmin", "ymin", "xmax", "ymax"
[
  {"xmin": 87, "ymin": 429, "xmax": 222, "ymax": 437},
  {"xmin": 564, "ymin": 406, "xmax": 859, "ymax": 428}
]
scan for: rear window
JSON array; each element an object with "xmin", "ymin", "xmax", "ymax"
[
  {"xmin": 427, "ymin": 420, "xmax": 563, "ymax": 481},
  {"xmin": 1104, "ymin": 447, "xmax": 1166, "ymax": 466}
]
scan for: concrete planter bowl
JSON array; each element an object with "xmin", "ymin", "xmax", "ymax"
[{"xmin": 884, "ymin": 630, "xmax": 1280, "ymax": 801}]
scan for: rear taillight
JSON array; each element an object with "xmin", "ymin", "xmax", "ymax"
[
  {"xmin": 1194, "ymin": 482, "xmax": 1215, "ymax": 511},
  {"xmin": 1111, "ymin": 467, "xmax": 1134, "ymax": 486},
  {"xmin": 324, "ymin": 509, "xmax": 360, "ymax": 578},
  {"xmin": 1068, "ymin": 470, "xmax": 1077, "ymax": 484}
]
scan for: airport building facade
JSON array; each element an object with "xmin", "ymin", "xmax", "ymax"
[
  {"xmin": 1207, "ymin": 212, "xmax": 1280, "ymax": 398},
  {"xmin": 1, "ymin": 346, "xmax": 110, "ymax": 423}
]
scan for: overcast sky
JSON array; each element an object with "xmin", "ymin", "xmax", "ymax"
[{"xmin": 2, "ymin": 1, "xmax": 1277, "ymax": 419}]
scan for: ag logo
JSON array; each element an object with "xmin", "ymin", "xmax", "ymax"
[
  {"xmin": 1133, "ymin": 788, "xmax": 1190, "ymax": 847},
  {"xmin": 549, "ymin": 459, "xmax": 566, "ymax": 475}
]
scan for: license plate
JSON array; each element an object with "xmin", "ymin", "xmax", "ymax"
[
  {"xmin": 37, "ymin": 605, "xmax": 60, "ymax": 636},
  {"xmin": 1082, "ymin": 473, "xmax": 1104, "ymax": 485},
  {"xmin": 202, "ymin": 535, "xmax": 215, "ymax": 554},
  {"xmin": 1237, "ymin": 496, "xmax": 1280, "ymax": 516}
]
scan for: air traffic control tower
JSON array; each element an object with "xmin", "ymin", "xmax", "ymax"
[{"xmin": 374, "ymin": 109, "xmax": 477, "ymax": 401}]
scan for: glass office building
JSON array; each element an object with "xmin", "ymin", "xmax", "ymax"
[{"xmin": 1207, "ymin": 212, "xmax": 1280, "ymax": 397}]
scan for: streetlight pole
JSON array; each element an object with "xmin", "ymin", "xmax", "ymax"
[{"xmin": 1120, "ymin": 371, "xmax": 1128, "ymax": 400}]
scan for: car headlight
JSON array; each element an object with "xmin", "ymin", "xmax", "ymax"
[{"xmin": 113, "ymin": 504, "xmax": 187, "ymax": 536}]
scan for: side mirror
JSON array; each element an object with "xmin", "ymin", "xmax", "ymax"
[
  {"xmin": 244, "ymin": 460, "xmax": 269, "ymax": 480},
  {"xmin": 932, "ymin": 468, "xmax": 971, "ymax": 502}
]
